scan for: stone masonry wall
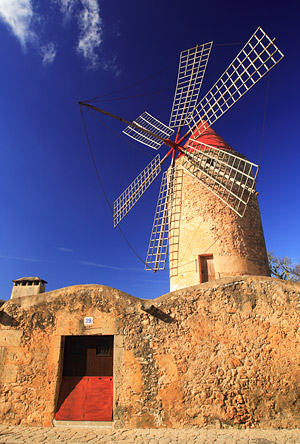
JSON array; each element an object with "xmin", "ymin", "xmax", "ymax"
[
  {"xmin": 0, "ymin": 277, "xmax": 300, "ymax": 429},
  {"xmin": 169, "ymin": 161, "xmax": 270, "ymax": 291}
]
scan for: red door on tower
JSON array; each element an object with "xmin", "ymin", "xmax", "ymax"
[{"xmin": 198, "ymin": 255, "xmax": 215, "ymax": 283}]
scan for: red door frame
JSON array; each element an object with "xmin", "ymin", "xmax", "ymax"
[{"xmin": 198, "ymin": 254, "xmax": 215, "ymax": 283}]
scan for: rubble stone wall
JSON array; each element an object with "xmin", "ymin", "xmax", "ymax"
[
  {"xmin": 0, "ymin": 277, "xmax": 300, "ymax": 429},
  {"xmin": 169, "ymin": 162, "xmax": 270, "ymax": 291}
]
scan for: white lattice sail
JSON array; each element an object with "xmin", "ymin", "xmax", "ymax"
[
  {"xmin": 185, "ymin": 27, "xmax": 284, "ymax": 137},
  {"xmin": 109, "ymin": 28, "xmax": 284, "ymax": 272},
  {"xmin": 169, "ymin": 42, "xmax": 213, "ymax": 129},
  {"xmin": 123, "ymin": 111, "xmax": 174, "ymax": 150},
  {"xmin": 113, "ymin": 154, "xmax": 161, "ymax": 226},
  {"xmin": 182, "ymin": 139, "xmax": 259, "ymax": 217},
  {"xmin": 145, "ymin": 166, "xmax": 177, "ymax": 271},
  {"xmin": 168, "ymin": 168, "xmax": 183, "ymax": 277}
]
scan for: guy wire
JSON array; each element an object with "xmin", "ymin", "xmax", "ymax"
[
  {"xmin": 80, "ymin": 105, "xmax": 154, "ymax": 271},
  {"xmin": 85, "ymin": 107, "xmax": 152, "ymax": 158},
  {"xmin": 258, "ymin": 73, "xmax": 270, "ymax": 167}
]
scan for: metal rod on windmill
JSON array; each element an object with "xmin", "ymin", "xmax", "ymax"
[{"xmin": 80, "ymin": 27, "xmax": 284, "ymax": 272}]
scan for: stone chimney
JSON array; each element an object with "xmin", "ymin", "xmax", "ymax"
[{"xmin": 11, "ymin": 277, "xmax": 47, "ymax": 299}]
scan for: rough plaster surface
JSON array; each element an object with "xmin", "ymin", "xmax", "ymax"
[
  {"xmin": 169, "ymin": 163, "xmax": 270, "ymax": 291},
  {"xmin": 0, "ymin": 277, "xmax": 299, "ymax": 429}
]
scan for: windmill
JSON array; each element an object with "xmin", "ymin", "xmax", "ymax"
[{"xmin": 79, "ymin": 27, "xmax": 284, "ymax": 282}]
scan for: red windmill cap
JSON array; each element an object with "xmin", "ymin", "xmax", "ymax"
[
  {"xmin": 177, "ymin": 123, "xmax": 234, "ymax": 158},
  {"xmin": 189, "ymin": 125, "xmax": 234, "ymax": 151}
]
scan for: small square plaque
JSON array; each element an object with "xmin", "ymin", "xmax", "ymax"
[{"xmin": 84, "ymin": 316, "xmax": 93, "ymax": 326}]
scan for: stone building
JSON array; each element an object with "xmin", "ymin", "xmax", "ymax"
[
  {"xmin": 169, "ymin": 127, "xmax": 270, "ymax": 291},
  {"xmin": 0, "ymin": 277, "xmax": 300, "ymax": 428},
  {"xmin": 0, "ymin": 131, "xmax": 297, "ymax": 429}
]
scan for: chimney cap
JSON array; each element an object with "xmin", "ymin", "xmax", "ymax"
[{"xmin": 12, "ymin": 277, "xmax": 48, "ymax": 284}]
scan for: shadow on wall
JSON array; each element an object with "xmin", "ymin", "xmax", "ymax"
[{"xmin": 0, "ymin": 310, "xmax": 19, "ymax": 327}]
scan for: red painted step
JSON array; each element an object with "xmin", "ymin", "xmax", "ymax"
[{"xmin": 55, "ymin": 376, "xmax": 113, "ymax": 421}]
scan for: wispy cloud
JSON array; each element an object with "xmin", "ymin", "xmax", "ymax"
[
  {"xmin": 55, "ymin": 0, "xmax": 103, "ymax": 68},
  {"xmin": 0, "ymin": 0, "xmax": 35, "ymax": 48},
  {"xmin": 0, "ymin": 0, "xmax": 121, "ymax": 76},
  {"xmin": 76, "ymin": 0, "xmax": 103, "ymax": 69},
  {"xmin": 56, "ymin": 246, "xmax": 73, "ymax": 252},
  {"xmin": 0, "ymin": 0, "xmax": 120, "ymax": 72},
  {"xmin": 134, "ymin": 277, "xmax": 168, "ymax": 284},
  {"xmin": 56, "ymin": 0, "xmax": 77, "ymax": 20},
  {"xmin": 0, "ymin": 254, "xmax": 45, "ymax": 263},
  {"xmin": 56, "ymin": 0, "xmax": 119, "ymax": 72},
  {"xmin": 78, "ymin": 260, "xmax": 140, "ymax": 272},
  {"xmin": 41, "ymin": 42, "xmax": 57, "ymax": 65},
  {"xmin": 111, "ymin": 19, "xmax": 121, "ymax": 38},
  {"xmin": 103, "ymin": 54, "xmax": 122, "ymax": 77},
  {"xmin": 0, "ymin": 0, "xmax": 56, "ymax": 65}
]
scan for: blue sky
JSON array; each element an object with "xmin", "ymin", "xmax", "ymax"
[{"xmin": 0, "ymin": 0, "xmax": 299, "ymax": 301}]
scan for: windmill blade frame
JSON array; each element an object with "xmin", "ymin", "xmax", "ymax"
[
  {"xmin": 113, "ymin": 154, "xmax": 162, "ymax": 227},
  {"xmin": 169, "ymin": 41, "xmax": 213, "ymax": 130},
  {"xmin": 123, "ymin": 111, "xmax": 174, "ymax": 150},
  {"xmin": 181, "ymin": 139, "xmax": 259, "ymax": 217},
  {"xmin": 168, "ymin": 167, "xmax": 183, "ymax": 278},
  {"xmin": 80, "ymin": 28, "xmax": 284, "ymax": 274},
  {"xmin": 145, "ymin": 165, "xmax": 178, "ymax": 271},
  {"xmin": 185, "ymin": 27, "xmax": 284, "ymax": 137}
]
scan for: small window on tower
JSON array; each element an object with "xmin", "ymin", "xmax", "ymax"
[{"xmin": 198, "ymin": 254, "xmax": 215, "ymax": 283}]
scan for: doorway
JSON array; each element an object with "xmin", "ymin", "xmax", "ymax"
[
  {"xmin": 198, "ymin": 254, "xmax": 215, "ymax": 283},
  {"xmin": 55, "ymin": 335, "xmax": 113, "ymax": 422}
]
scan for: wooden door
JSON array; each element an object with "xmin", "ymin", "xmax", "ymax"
[
  {"xmin": 55, "ymin": 335, "xmax": 113, "ymax": 422},
  {"xmin": 55, "ymin": 377, "xmax": 113, "ymax": 421},
  {"xmin": 199, "ymin": 255, "xmax": 215, "ymax": 283}
]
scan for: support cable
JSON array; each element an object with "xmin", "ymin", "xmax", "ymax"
[
  {"xmin": 85, "ymin": 107, "xmax": 152, "ymax": 158},
  {"xmin": 82, "ymin": 65, "xmax": 175, "ymax": 103},
  {"xmin": 258, "ymin": 73, "xmax": 270, "ymax": 167},
  {"xmin": 82, "ymin": 41, "xmax": 244, "ymax": 103},
  {"xmin": 87, "ymin": 87, "xmax": 172, "ymax": 103},
  {"xmin": 80, "ymin": 106, "xmax": 154, "ymax": 270},
  {"xmin": 214, "ymin": 41, "xmax": 245, "ymax": 47},
  {"xmin": 83, "ymin": 41, "xmax": 244, "ymax": 100}
]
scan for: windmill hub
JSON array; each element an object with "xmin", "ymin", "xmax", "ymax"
[
  {"xmin": 163, "ymin": 138, "xmax": 185, "ymax": 157},
  {"xmin": 80, "ymin": 27, "xmax": 284, "ymax": 289},
  {"xmin": 163, "ymin": 139, "xmax": 179, "ymax": 151}
]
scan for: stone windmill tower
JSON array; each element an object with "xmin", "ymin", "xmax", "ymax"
[
  {"xmin": 79, "ymin": 28, "xmax": 283, "ymax": 292},
  {"xmin": 168, "ymin": 126, "xmax": 270, "ymax": 292}
]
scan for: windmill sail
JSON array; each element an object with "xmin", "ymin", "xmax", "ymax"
[
  {"xmin": 123, "ymin": 111, "xmax": 174, "ymax": 150},
  {"xmin": 145, "ymin": 165, "xmax": 177, "ymax": 271},
  {"xmin": 182, "ymin": 139, "xmax": 259, "ymax": 217},
  {"xmin": 94, "ymin": 27, "xmax": 284, "ymax": 273},
  {"xmin": 169, "ymin": 42, "xmax": 213, "ymax": 130},
  {"xmin": 185, "ymin": 27, "xmax": 284, "ymax": 137},
  {"xmin": 113, "ymin": 154, "xmax": 161, "ymax": 226},
  {"xmin": 168, "ymin": 167, "xmax": 183, "ymax": 277}
]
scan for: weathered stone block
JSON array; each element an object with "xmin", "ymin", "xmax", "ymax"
[
  {"xmin": 0, "ymin": 330, "xmax": 22, "ymax": 347},
  {"xmin": 0, "ymin": 364, "xmax": 18, "ymax": 383},
  {"xmin": 0, "ymin": 279, "xmax": 299, "ymax": 428}
]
